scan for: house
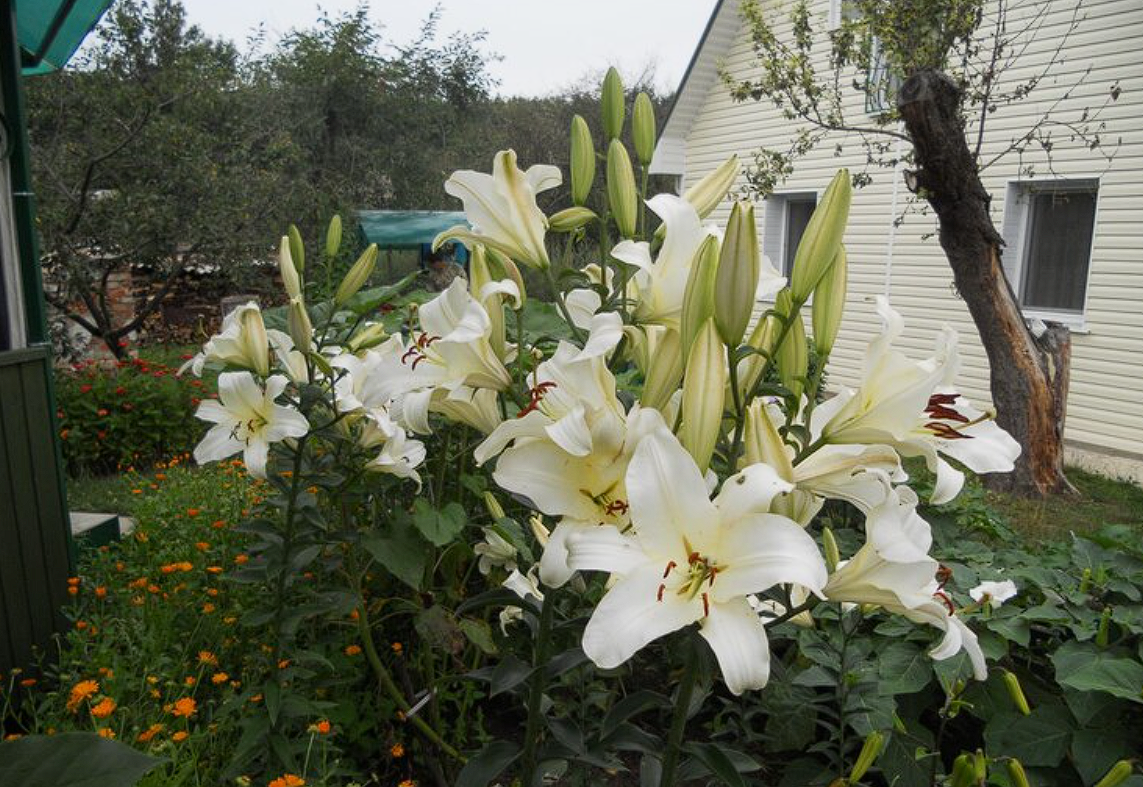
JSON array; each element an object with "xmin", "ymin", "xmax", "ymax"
[
  {"xmin": 0, "ymin": 0, "xmax": 113, "ymax": 673},
  {"xmin": 651, "ymin": 0, "xmax": 1143, "ymax": 481}
]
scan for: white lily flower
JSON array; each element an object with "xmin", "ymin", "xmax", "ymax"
[
  {"xmin": 267, "ymin": 329, "xmax": 310, "ymax": 384},
  {"xmin": 815, "ymin": 297, "xmax": 1020, "ymax": 504},
  {"xmin": 474, "ymin": 530, "xmax": 518, "ymax": 575},
  {"xmin": 180, "ymin": 302, "xmax": 270, "ymax": 377},
  {"xmin": 499, "ymin": 567, "xmax": 545, "ymax": 635},
  {"xmin": 437, "ymin": 150, "xmax": 562, "ymax": 270},
  {"xmin": 422, "ymin": 386, "xmax": 503, "ymax": 435},
  {"xmin": 564, "ymin": 430, "xmax": 828, "ymax": 694},
  {"xmin": 193, "ymin": 372, "xmax": 310, "ymax": 479},
  {"xmin": 970, "ymin": 579, "xmax": 1018, "ymax": 606},
  {"xmin": 358, "ymin": 409, "xmax": 426, "ymax": 487}
]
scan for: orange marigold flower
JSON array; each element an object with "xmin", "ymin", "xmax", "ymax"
[
  {"xmin": 97, "ymin": 727, "xmax": 115, "ymax": 739},
  {"xmin": 3, "ymin": 734, "xmax": 22, "ymax": 741},
  {"xmin": 314, "ymin": 719, "xmax": 332, "ymax": 735},
  {"xmin": 98, "ymin": 667, "xmax": 114, "ymax": 678},
  {"xmin": 201, "ymin": 603, "xmax": 216, "ymax": 614},
  {"xmin": 19, "ymin": 678, "xmax": 36, "ymax": 688},
  {"xmin": 211, "ymin": 519, "xmax": 226, "ymax": 529},
  {"xmin": 268, "ymin": 775, "xmax": 306, "ymax": 787},
  {"xmin": 137, "ymin": 723, "xmax": 164, "ymax": 743},
  {"xmin": 398, "ymin": 780, "xmax": 416, "ymax": 787},
  {"xmin": 195, "ymin": 542, "xmax": 210, "ymax": 552},
  {"xmin": 184, "ymin": 676, "xmax": 196, "ymax": 687},
  {"xmin": 67, "ymin": 586, "xmax": 78, "ymax": 596},
  {"xmin": 206, "ymin": 588, "xmax": 219, "ymax": 597},
  {"xmin": 94, "ymin": 586, "xmax": 108, "ymax": 599},
  {"xmin": 66, "ymin": 680, "xmax": 99, "ymax": 712},
  {"xmin": 344, "ymin": 645, "xmax": 362, "ymax": 656},
  {"xmin": 170, "ymin": 697, "xmax": 196, "ymax": 718},
  {"xmin": 234, "ymin": 554, "xmax": 249, "ymax": 565},
  {"xmin": 75, "ymin": 620, "xmax": 88, "ymax": 630},
  {"xmin": 67, "ymin": 577, "xmax": 80, "ymax": 586},
  {"xmin": 211, "ymin": 672, "xmax": 229, "ymax": 685},
  {"xmin": 249, "ymin": 694, "xmax": 263, "ymax": 704},
  {"xmin": 390, "ymin": 742, "xmax": 405, "ymax": 757},
  {"xmin": 206, "ymin": 566, "xmax": 223, "ymax": 575},
  {"xmin": 90, "ymin": 697, "xmax": 116, "ymax": 718},
  {"xmin": 197, "ymin": 651, "xmax": 217, "ymax": 665},
  {"xmin": 186, "ymin": 508, "xmax": 200, "ymax": 517},
  {"xmin": 277, "ymin": 659, "xmax": 290, "ymax": 670},
  {"xmin": 391, "ymin": 642, "xmax": 404, "ymax": 655},
  {"xmin": 171, "ymin": 730, "xmax": 188, "ymax": 742},
  {"xmin": 155, "ymin": 473, "xmax": 167, "ymax": 480}
]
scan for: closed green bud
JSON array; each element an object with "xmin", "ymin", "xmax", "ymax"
[
  {"xmin": 1003, "ymin": 670, "xmax": 1031, "ymax": 715},
  {"xmin": 288, "ymin": 224, "xmax": 306, "ymax": 273},
  {"xmin": 347, "ymin": 322, "xmax": 387, "ymax": 353},
  {"xmin": 736, "ymin": 311, "xmax": 779, "ymax": 402},
  {"xmin": 470, "ymin": 246, "xmax": 507, "ymax": 360},
  {"xmin": 632, "ymin": 91, "xmax": 656, "ymax": 165},
  {"xmin": 325, "ymin": 214, "xmax": 342, "ymax": 260},
  {"xmin": 949, "ymin": 754, "xmax": 975, "ymax": 787},
  {"xmin": 715, "ymin": 201, "xmax": 760, "ymax": 348},
  {"xmin": 482, "ymin": 491, "xmax": 506, "ymax": 521},
  {"xmin": 789, "ymin": 169, "xmax": 851, "ymax": 303},
  {"xmin": 485, "ymin": 247, "xmax": 527, "ymax": 307},
  {"xmin": 641, "ymin": 328, "xmax": 684, "ymax": 413},
  {"xmin": 601, "ymin": 67, "xmax": 625, "ymax": 141},
  {"xmin": 279, "ymin": 236, "xmax": 302, "ymax": 300},
  {"xmin": 812, "ymin": 244, "xmax": 847, "ymax": 356},
  {"xmin": 973, "ymin": 750, "xmax": 987, "ymax": 782},
  {"xmin": 1096, "ymin": 606, "xmax": 1113, "ymax": 647},
  {"xmin": 335, "ymin": 244, "xmax": 378, "ymax": 305},
  {"xmin": 775, "ymin": 292, "xmax": 808, "ymax": 399},
  {"xmin": 742, "ymin": 399, "xmax": 793, "ymax": 478},
  {"xmin": 1094, "ymin": 760, "xmax": 1134, "ymax": 787},
  {"xmin": 607, "ymin": 139, "xmax": 638, "ymax": 239},
  {"xmin": 823, "ymin": 527, "xmax": 840, "ymax": 573},
  {"xmin": 1080, "ymin": 567, "xmax": 1093, "ymax": 593},
  {"xmin": 683, "ymin": 155, "xmax": 741, "ymax": 220},
  {"xmin": 848, "ymin": 731, "xmax": 884, "ymax": 783},
  {"xmin": 680, "ymin": 318, "xmax": 727, "ymax": 473},
  {"xmin": 548, "ymin": 206, "xmax": 598, "ymax": 232},
  {"xmin": 287, "ymin": 298, "xmax": 313, "ymax": 354},
  {"xmin": 681, "ymin": 235, "xmax": 720, "ymax": 357},
  {"xmin": 1007, "ymin": 759, "xmax": 1031, "ymax": 787},
  {"xmin": 570, "ymin": 115, "xmax": 596, "ymax": 206}
]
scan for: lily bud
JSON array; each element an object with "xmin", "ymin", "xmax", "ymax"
[
  {"xmin": 1096, "ymin": 606, "xmax": 1112, "ymax": 647},
  {"xmin": 485, "ymin": 248, "xmax": 527, "ymax": 307},
  {"xmin": 335, "ymin": 244, "xmax": 378, "ymax": 305},
  {"xmin": 714, "ymin": 201, "xmax": 760, "ymax": 348},
  {"xmin": 325, "ymin": 214, "xmax": 342, "ymax": 260},
  {"xmin": 287, "ymin": 298, "xmax": 313, "ymax": 354},
  {"xmin": 742, "ymin": 400, "xmax": 793, "ymax": 479},
  {"xmin": 482, "ymin": 491, "xmax": 506, "ymax": 521},
  {"xmin": 607, "ymin": 139, "xmax": 638, "ymax": 239},
  {"xmin": 641, "ymin": 328, "xmax": 684, "ymax": 413},
  {"xmin": 789, "ymin": 169, "xmax": 851, "ymax": 303},
  {"xmin": 679, "ymin": 318, "xmax": 727, "ymax": 473},
  {"xmin": 812, "ymin": 244, "xmax": 847, "ymax": 356},
  {"xmin": 848, "ymin": 731, "xmax": 883, "ymax": 783},
  {"xmin": 822, "ymin": 527, "xmax": 840, "ymax": 573},
  {"xmin": 949, "ymin": 754, "xmax": 975, "ymax": 787},
  {"xmin": 279, "ymin": 236, "xmax": 302, "ymax": 300},
  {"xmin": 548, "ymin": 206, "xmax": 598, "ymax": 233},
  {"xmin": 529, "ymin": 514, "xmax": 550, "ymax": 547},
  {"xmin": 683, "ymin": 154, "xmax": 741, "ymax": 220},
  {"xmin": 1079, "ymin": 567, "xmax": 1093, "ymax": 593},
  {"xmin": 570, "ymin": 115, "xmax": 596, "ymax": 206},
  {"xmin": 237, "ymin": 307, "xmax": 270, "ymax": 377},
  {"xmin": 632, "ymin": 91, "xmax": 656, "ymax": 165},
  {"xmin": 347, "ymin": 322, "xmax": 387, "ymax": 353},
  {"xmin": 1094, "ymin": 761, "xmax": 1134, "ymax": 787},
  {"xmin": 288, "ymin": 224, "xmax": 306, "ymax": 273},
  {"xmin": 601, "ymin": 67, "xmax": 624, "ymax": 141},
  {"xmin": 973, "ymin": 750, "xmax": 987, "ymax": 782},
  {"xmin": 736, "ymin": 311, "xmax": 779, "ymax": 402},
  {"xmin": 1007, "ymin": 759, "xmax": 1031, "ymax": 787},
  {"xmin": 1003, "ymin": 671, "xmax": 1031, "ymax": 715},
  {"xmin": 775, "ymin": 292, "xmax": 808, "ymax": 399},
  {"xmin": 470, "ymin": 246, "xmax": 507, "ymax": 360},
  {"xmin": 681, "ymin": 235, "xmax": 720, "ymax": 357}
]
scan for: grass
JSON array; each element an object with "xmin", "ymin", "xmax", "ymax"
[{"xmin": 985, "ymin": 465, "xmax": 1143, "ymax": 540}]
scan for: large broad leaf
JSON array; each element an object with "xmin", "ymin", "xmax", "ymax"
[
  {"xmin": 412, "ymin": 499, "xmax": 468, "ymax": 546},
  {"xmin": 983, "ymin": 706, "xmax": 1073, "ymax": 767},
  {"xmin": 361, "ymin": 511, "xmax": 428, "ymax": 590},
  {"xmin": 0, "ymin": 733, "xmax": 164, "ymax": 787},
  {"xmin": 455, "ymin": 740, "xmax": 520, "ymax": 787},
  {"xmin": 1071, "ymin": 728, "xmax": 1142, "ymax": 786},
  {"xmin": 1051, "ymin": 640, "xmax": 1143, "ymax": 703},
  {"xmin": 877, "ymin": 641, "xmax": 933, "ymax": 696},
  {"xmin": 599, "ymin": 690, "xmax": 670, "ymax": 739}
]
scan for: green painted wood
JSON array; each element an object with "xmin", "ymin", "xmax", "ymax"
[{"xmin": 0, "ymin": 348, "xmax": 72, "ymax": 672}]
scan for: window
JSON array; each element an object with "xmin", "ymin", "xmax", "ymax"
[
  {"xmin": 0, "ymin": 158, "xmax": 25, "ymax": 351},
  {"xmin": 828, "ymin": 2, "xmax": 900, "ymax": 114},
  {"xmin": 763, "ymin": 192, "xmax": 817, "ymax": 281},
  {"xmin": 1000, "ymin": 179, "xmax": 1098, "ymax": 318}
]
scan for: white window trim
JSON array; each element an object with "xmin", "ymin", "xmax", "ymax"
[
  {"xmin": 827, "ymin": 0, "xmax": 843, "ymax": 30},
  {"xmin": 0, "ymin": 157, "xmax": 28, "ymax": 351},
  {"xmin": 761, "ymin": 189, "xmax": 820, "ymax": 302},
  {"xmin": 1000, "ymin": 176, "xmax": 1099, "ymax": 332}
]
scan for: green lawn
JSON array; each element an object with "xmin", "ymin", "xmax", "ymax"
[{"xmin": 986, "ymin": 465, "xmax": 1143, "ymax": 540}]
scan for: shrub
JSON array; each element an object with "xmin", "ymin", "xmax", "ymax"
[{"xmin": 56, "ymin": 356, "xmax": 210, "ymax": 476}]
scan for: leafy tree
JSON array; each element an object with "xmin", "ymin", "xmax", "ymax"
[{"xmin": 723, "ymin": 0, "xmax": 1120, "ymax": 497}]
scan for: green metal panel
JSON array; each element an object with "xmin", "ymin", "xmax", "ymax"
[
  {"xmin": 356, "ymin": 210, "xmax": 469, "ymax": 249},
  {"xmin": 17, "ymin": 0, "xmax": 114, "ymax": 74},
  {"xmin": 0, "ymin": 346, "xmax": 72, "ymax": 673}
]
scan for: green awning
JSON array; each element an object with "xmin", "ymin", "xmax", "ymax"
[
  {"xmin": 18, "ymin": 0, "xmax": 114, "ymax": 75},
  {"xmin": 357, "ymin": 210, "xmax": 469, "ymax": 250}
]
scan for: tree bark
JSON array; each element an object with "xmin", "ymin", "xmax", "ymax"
[{"xmin": 897, "ymin": 69, "xmax": 1076, "ymax": 498}]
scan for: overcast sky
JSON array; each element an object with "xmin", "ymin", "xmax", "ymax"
[{"xmin": 178, "ymin": 1, "xmax": 718, "ymax": 97}]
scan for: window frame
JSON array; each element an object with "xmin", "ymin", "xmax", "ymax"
[
  {"xmin": 1000, "ymin": 177, "xmax": 1100, "ymax": 330},
  {"xmin": 762, "ymin": 189, "xmax": 820, "ymax": 299},
  {"xmin": 0, "ymin": 156, "xmax": 27, "ymax": 352}
]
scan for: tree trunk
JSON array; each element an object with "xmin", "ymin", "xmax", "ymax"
[{"xmin": 897, "ymin": 69, "xmax": 1076, "ymax": 498}]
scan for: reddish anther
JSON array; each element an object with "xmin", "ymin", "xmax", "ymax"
[
  {"xmin": 662, "ymin": 561, "xmax": 677, "ymax": 579},
  {"xmin": 657, "ymin": 583, "xmax": 666, "ymax": 602}
]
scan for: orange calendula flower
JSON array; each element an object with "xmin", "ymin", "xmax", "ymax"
[
  {"xmin": 197, "ymin": 651, "xmax": 217, "ymax": 665},
  {"xmin": 206, "ymin": 566, "xmax": 223, "ymax": 575},
  {"xmin": 278, "ymin": 659, "xmax": 291, "ymax": 670},
  {"xmin": 234, "ymin": 554, "xmax": 249, "ymax": 565},
  {"xmin": 268, "ymin": 775, "xmax": 306, "ymax": 787},
  {"xmin": 184, "ymin": 677, "xmax": 197, "ymax": 687},
  {"xmin": 171, "ymin": 730, "xmax": 189, "ymax": 742},
  {"xmin": 211, "ymin": 672, "xmax": 229, "ymax": 685},
  {"xmin": 398, "ymin": 780, "xmax": 416, "ymax": 787},
  {"xmin": 195, "ymin": 542, "xmax": 210, "ymax": 552},
  {"xmin": 94, "ymin": 587, "xmax": 108, "ymax": 599},
  {"xmin": 91, "ymin": 697, "xmax": 117, "ymax": 718},
  {"xmin": 312, "ymin": 719, "xmax": 332, "ymax": 735},
  {"xmin": 201, "ymin": 603, "xmax": 216, "ymax": 614},
  {"xmin": 97, "ymin": 727, "xmax": 115, "ymax": 739},
  {"xmin": 344, "ymin": 645, "xmax": 362, "ymax": 656},
  {"xmin": 67, "ymin": 680, "xmax": 99, "ymax": 712},
  {"xmin": 137, "ymin": 723, "xmax": 165, "ymax": 743},
  {"xmin": 19, "ymin": 678, "xmax": 36, "ymax": 688},
  {"xmin": 186, "ymin": 508, "xmax": 200, "ymax": 517},
  {"xmin": 391, "ymin": 642, "xmax": 404, "ymax": 655},
  {"xmin": 390, "ymin": 742, "xmax": 405, "ymax": 757},
  {"xmin": 170, "ymin": 697, "xmax": 197, "ymax": 718},
  {"xmin": 211, "ymin": 520, "xmax": 226, "ymax": 529}
]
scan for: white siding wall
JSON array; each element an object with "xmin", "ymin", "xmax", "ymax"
[{"xmin": 679, "ymin": 0, "xmax": 1143, "ymax": 458}]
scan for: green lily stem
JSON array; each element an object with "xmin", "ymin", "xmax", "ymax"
[
  {"xmin": 767, "ymin": 596, "xmax": 820, "ymax": 628},
  {"xmin": 355, "ymin": 603, "xmax": 466, "ymax": 764},
  {"xmin": 726, "ymin": 344, "xmax": 747, "ymax": 470},
  {"xmin": 546, "ymin": 264, "xmax": 586, "ymax": 344},
  {"xmin": 660, "ymin": 636, "xmax": 701, "ymax": 787},
  {"xmin": 520, "ymin": 589, "xmax": 557, "ymax": 786}
]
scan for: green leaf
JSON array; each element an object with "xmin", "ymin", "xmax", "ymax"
[
  {"xmin": 0, "ymin": 733, "xmax": 164, "ymax": 787},
  {"xmin": 683, "ymin": 743, "xmax": 751, "ymax": 787},
  {"xmin": 361, "ymin": 517, "xmax": 427, "ymax": 591},
  {"xmin": 878, "ymin": 641, "xmax": 933, "ymax": 695},
  {"xmin": 1052, "ymin": 640, "xmax": 1143, "ymax": 703},
  {"xmin": 412, "ymin": 499, "xmax": 468, "ymax": 547},
  {"xmin": 1071, "ymin": 727, "xmax": 1140, "ymax": 786},
  {"xmin": 599, "ymin": 690, "xmax": 670, "ymax": 739},
  {"xmin": 456, "ymin": 740, "xmax": 520, "ymax": 787},
  {"xmin": 414, "ymin": 606, "xmax": 466, "ymax": 654},
  {"xmin": 459, "ymin": 618, "xmax": 498, "ymax": 655},
  {"xmin": 983, "ymin": 706, "xmax": 1073, "ymax": 767}
]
